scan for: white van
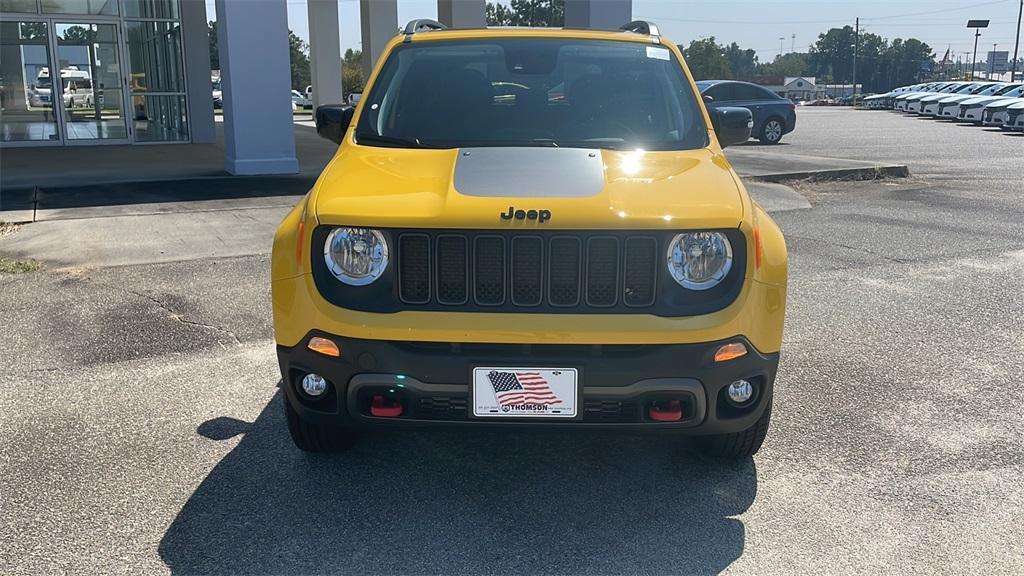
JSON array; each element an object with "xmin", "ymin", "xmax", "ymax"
[{"xmin": 32, "ymin": 67, "xmax": 95, "ymax": 108}]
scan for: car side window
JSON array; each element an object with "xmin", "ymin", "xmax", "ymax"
[
  {"xmin": 733, "ymin": 84, "xmax": 762, "ymax": 101},
  {"xmin": 707, "ymin": 83, "xmax": 736, "ymax": 102},
  {"xmin": 757, "ymin": 86, "xmax": 780, "ymax": 100}
]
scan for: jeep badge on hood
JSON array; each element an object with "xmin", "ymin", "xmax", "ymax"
[{"xmin": 501, "ymin": 206, "xmax": 551, "ymax": 223}]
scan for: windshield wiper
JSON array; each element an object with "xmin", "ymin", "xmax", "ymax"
[{"xmin": 355, "ymin": 133, "xmax": 439, "ymax": 149}]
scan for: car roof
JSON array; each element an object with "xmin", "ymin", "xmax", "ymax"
[{"xmin": 404, "ymin": 27, "xmax": 678, "ymax": 46}]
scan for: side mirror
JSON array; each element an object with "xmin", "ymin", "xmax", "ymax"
[
  {"xmin": 711, "ymin": 106, "xmax": 753, "ymax": 148},
  {"xmin": 315, "ymin": 104, "xmax": 356, "ymax": 144},
  {"xmin": 703, "ymin": 94, "xmax": 713, "ymax": 103}
]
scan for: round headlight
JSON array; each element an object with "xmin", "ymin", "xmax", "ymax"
[
  {"xmin": 666, "ymin": 232, "xmax": 733, "ymax": 290},
  {"xmin": 324, "ymin": 227, "xmax": 389, "ymax": 285}
]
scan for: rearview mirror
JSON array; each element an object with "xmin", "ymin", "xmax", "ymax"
[
  {"xmin": 315, "ymin": 104, "xmax": 356, "ymax": 144},
  {"xmin": 711, "ymin": 106, "xmax": 753, "ymax": 148}
]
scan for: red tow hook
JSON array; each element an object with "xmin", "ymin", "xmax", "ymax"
[
  {"xmin": 370, "ymin": 395, "xmax": 403, "ymax": 418},
  {"xmin": 649, "ymin": 400, "xmax": 683, "ymax": 422}
]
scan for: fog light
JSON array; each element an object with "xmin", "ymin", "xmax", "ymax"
[
  {"xmin": 301, "ymin": 373, "xmax": 328, "ymax": 397},
  {"xmin": 727, "ymin": 379, "xmax": 754, "ymax": 405}
]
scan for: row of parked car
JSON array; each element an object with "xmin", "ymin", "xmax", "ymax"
[{"xmin": 862, "ymin": 81, "xmax": 1024, "ymax": 131}]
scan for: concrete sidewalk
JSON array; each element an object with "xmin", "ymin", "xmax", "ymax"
[{"xmin": 725, "ymin": 147, "xmax": 910, "ymax": 182}]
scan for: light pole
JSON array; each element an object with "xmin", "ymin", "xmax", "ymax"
[
  {"xmin": 967, "ymin": 19, "xmax": 990, "ymax": 81},
  {"xmin": 1013, "ymin": 0, "xmax": 1022, "ymax": 81},
  {"xmin": 779, "ymin": 36, "xmax": 785, "ymax": 56},
  {"xmin": 851, "ymin": 18, "xmax": 859, "ymax": 105},
  {"xmin": 992, "ymin": 43, "xmax": 999, "ymax": 79}
]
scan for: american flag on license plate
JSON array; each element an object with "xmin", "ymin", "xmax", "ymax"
[{"xmin": 487, "ymin": 371, "xmax": 562, "ymax": 407}]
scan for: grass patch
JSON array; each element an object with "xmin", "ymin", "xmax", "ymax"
[{"xmin": 0, "ymin": 258, "xmax": 40, "ymax": 274}]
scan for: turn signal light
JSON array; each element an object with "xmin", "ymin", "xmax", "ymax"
[
  {"xmin": 307, "ymin": 336, "xmax": 341, "ymax": 357},
  {"xmin": 714, "ymin": 342, "xmax": 747, "ymax": 362}
]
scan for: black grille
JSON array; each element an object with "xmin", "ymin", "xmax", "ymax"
[
  {"xmin": 586, "ymin": 237, "xmax": 619, "ymax": 307},
  {"xmin": 548, "ymin": 237, "xmax": 581, "ymax": 306},
  {"xmin": 624, "ymin": 237, "xmax": 657, "ymax": 307},
  {"xmin": 474, "ymin": 236, "xmax": 505, "ymax": 305},
  {"xmin": 417, "ymin": 396, "xmax": 468, "ymax": 419},
  {"xmin": 511, "ymin": 237, "xmax": 543, "ymax": 306},
  {"xmin": 304, "ymin": 227, "xmax": 748, "ymax": 317},
  {"xmin": 396, "ymin": 231, "xmax": 667, "ymax": 311},
  {"xmin": 583, "ymin": 400, "xmax": 639, "ymax": 422},
  {"xmin": 436, "ymin": 235, "xmax": 468, "ymax": 304},
  {"xmin": 398, "ymin": 234, "xmax": 430, "ymax": 304}
]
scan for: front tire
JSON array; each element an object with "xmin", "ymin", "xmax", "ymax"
[
  {"xmin": 695, "ymin": 400, "xmax": 772, "ymax": 459},
  {"xmin": 285, "ymin": 398, "xmax": 358, "ymax": 452},
  {"xmin": 758, "ymin": 118, "xmax": 785, "ymax": 144}
]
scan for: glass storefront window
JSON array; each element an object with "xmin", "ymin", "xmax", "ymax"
[
  {"xmin": 41, "ymin": 0, "xmax": 118, "ymax": 16},
  {"xmin": 0, "ymin": 20, "xmax": 60, "ymax": 142},
  {"xmin": 0, "ymin": 0, "xmax": 39, "ymax": 13},
  {"xmin": 124, "ymin": 0, "xmax": 178, "ymax": 19},
  {"xmin": 132, "ymin": 94, "xmax": 187, "ymax": 142},
  {"xmin": 126, "ymin": 20, "xmax": 183, "ymax": 93},
  {"xmin": 2, "ymin": 0, "xmax": 189, "ymax": 146},
  {"xmin": 55, "ymin": 22, "xmax": 127, "ymax": 140}
]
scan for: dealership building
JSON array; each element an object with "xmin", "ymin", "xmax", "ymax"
[{"xmin": 1, "ymin": 0, "xmax": 633, "ymax": 175}]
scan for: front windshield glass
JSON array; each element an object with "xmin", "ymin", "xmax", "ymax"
[{"xmin": 355, "ymin": 38, "xmax": 708, "ymax": 150}]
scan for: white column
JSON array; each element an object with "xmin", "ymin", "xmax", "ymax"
[
  {"xmin": 437, "ymin": 0, "xmax": 485, "ymax": 28},
  {"xmin": 307, "ymin": 0, "xmax": 344, "ymax": 108},
  {"xmin": 564, "ymin": 0, "xmax": 632, "ymax": 30},
  {"xmin": 180, "ymin": 0, "xmax": 215, "ymax": 144},
  {"xmin": 215, "ymin": 0, "xmax": 298, "ymax": 175},
  {"xmin": 360, "ymin": 0, "xmax": 397, "ymax": 81}
]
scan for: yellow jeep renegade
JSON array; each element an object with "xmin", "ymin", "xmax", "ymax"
[{"xmin": 271, "ymin": 20, "xmax": 787, "ymax": 459}]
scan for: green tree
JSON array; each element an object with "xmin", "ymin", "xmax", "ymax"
[
  {"xmin": 724, "ymin": 42, "xmax": 758, "ymax": 78},
  {"xmin": 808, "ymin": 26, "xmax": 857, "ymax": 83},
  {"xmin": 883, "ymin": 38, "xmax": 933, "ymax": 89},
  {"xmin": 681, "ymin": 37, "xmax": 731, "ymax": 80},
  {"xmin": 289, "ymin": 31, "xmax": 311, "ymax": 91},
  {"xmin": 486, "ymin": 0, "xmax": 564, "ymax": 26},
  {"xmin": 342, "ymin": 48, "xmax": 363, "ymax": 95},
  {"xmin": 760, "ymin": 52, "xmax": 808, "ymax": 77}
]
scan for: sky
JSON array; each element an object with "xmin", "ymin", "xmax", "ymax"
[{"xmin": 203, "ymin": 0, "xmax": 1024, "ymax": 64}]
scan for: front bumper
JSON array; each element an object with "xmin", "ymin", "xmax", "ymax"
[{"xmin": 279, "ymin": 333, "xmax": 778, "ymax": 433}]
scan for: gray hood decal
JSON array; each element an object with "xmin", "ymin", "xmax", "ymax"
[{"xmin": 453, "ymin": 147, "xmax": 605, "ymax": 198}]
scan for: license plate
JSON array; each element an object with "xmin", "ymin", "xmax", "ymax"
[{"xmin": 472, "ymin": 367, "xmax": 577, "ymax": 418}]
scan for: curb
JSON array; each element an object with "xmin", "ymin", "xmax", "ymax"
[{"xmin": 744, "ymin": 164, "xmax": 910, "ymax": 184}]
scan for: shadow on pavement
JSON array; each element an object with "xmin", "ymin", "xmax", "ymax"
[{"xmin": 160, "ymin": 390, "xmax": 757, "ymax": 575}]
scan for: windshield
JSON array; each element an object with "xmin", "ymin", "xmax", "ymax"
[{"xmin": 355, "ymin": 38, "xmax": 708, "ymax": 150}]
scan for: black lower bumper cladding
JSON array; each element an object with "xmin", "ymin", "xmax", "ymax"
[{"xmin": 278, "ymin": 333, "xmax": 779, "ymax": 434}]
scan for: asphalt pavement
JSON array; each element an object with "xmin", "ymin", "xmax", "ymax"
[{"xmin": 1, "ymin": 108, "xmax": 1023, "ymax": 574}]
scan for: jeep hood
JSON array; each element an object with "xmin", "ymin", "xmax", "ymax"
[{"xmin": 314, "ymin": 144, "xmax": 745, "ymax": 230}]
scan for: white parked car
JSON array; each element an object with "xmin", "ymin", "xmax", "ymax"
[
  {"xmin": 914, "ymin": 83, "xmax": 986, "ymax": 115},
  {"xmin": 898, "ymin": 82, "xmax": 962, "ymax": 112},
  {"xmin": 1002, "ymin": 100, "xmax": 1024, "ymax": 131},
  {"xmin": 958, "ymin": 84, "xmax": 1023, "ymax": 123},
  {"xmin": 865, "ymin": 84, "xmax": 926, "ymax": 109},
  {"xmin": 925, "ymin": 83, "xmax": 1005, "ymax": 118},
  {"xmin": 981, "ymin": 94, "xmax": 1024, "ymax": 127},
  {"xmin": 292, "ymin": 89, "xmax": 312, "ymax": 109}
]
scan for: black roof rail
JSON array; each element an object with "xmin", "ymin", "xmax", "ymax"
[
  {"xmin": 403, "ymin": 19, "xmax": 447, "ymax": 35},
  {"xmin": 619, "ymin": 20, "xmax": 660, "ymax": 37}
]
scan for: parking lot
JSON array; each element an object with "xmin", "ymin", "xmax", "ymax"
[{"xmin": 2, "ymin": 108, "xmax": 1023, "ymax": 574}]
